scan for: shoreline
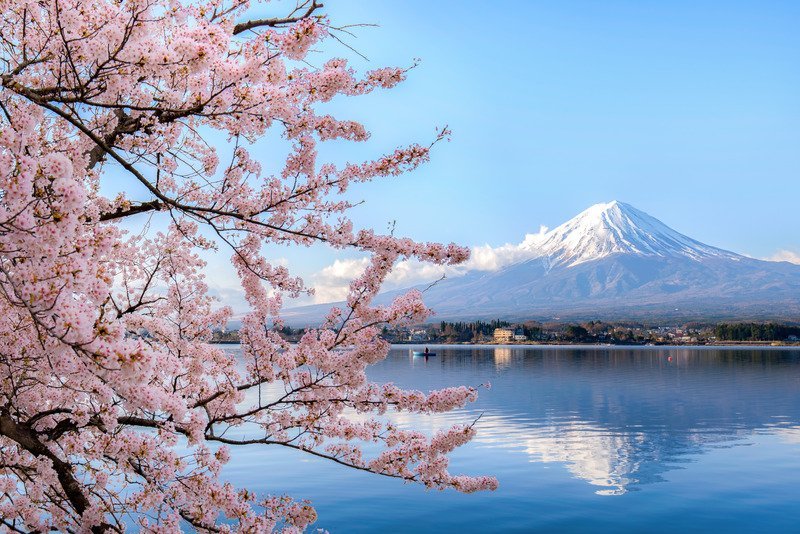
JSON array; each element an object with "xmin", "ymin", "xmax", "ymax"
[
  {"xmin": 391, "ymin": 342, "xmax": 800, "ymax": 348},
  {"xmin": 211, "ymin": 340, "xmax": 800, "ymax": 348}
]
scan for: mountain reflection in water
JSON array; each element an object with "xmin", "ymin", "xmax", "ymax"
[
  {"xmin": 391, "ymin": 347, "xmax": 800, "ymax": 496},
  {"xmin": 223, "ymin": 345, "xmax": 800, "ymax": 532}
]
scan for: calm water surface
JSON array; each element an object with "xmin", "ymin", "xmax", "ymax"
[{"xmin": 222, "ymin": 345, "xmax": 800, "ymax": 532}]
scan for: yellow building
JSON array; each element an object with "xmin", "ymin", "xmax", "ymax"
[{"xmin": 493, "ymin": 328, "xmax": 514, "ymax": 343}]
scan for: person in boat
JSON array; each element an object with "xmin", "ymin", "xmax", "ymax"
[{"xmin": 424, "ymin": 347, "xmax": 429, "ymax": 355}]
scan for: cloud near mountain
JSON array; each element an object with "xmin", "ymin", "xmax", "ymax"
[
  {"xmin": 763, "ymin": 250, "xmax": 800, "ymax": 265},
  {"xmin": 289, "ymin": 201, "xmax": 800, "ymax": 323},
  {"xmin": 309, "ymin": 225, "xmax": 551, "ymax": 304}
]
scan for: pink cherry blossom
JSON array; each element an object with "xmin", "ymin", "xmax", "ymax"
[{"xmin": 0, "ymin": 0, "xmax": 496, "ymax": 531}]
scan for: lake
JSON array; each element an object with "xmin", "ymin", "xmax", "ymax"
[{"xmin": 221, "ymin": 345, "xmax": 800, "ymax": 532}]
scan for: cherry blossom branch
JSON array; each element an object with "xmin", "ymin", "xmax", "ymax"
[
  {"xmin": 232, "ymin": 1, "xmax": 324, "ymax": 35},
  {"xmin": 0, "ymin": 2, "xmax": 492, "ymax": 529}
]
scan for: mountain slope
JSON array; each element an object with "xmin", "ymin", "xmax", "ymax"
[
  {"xmin": 532, "ymin": 201, "xmax": 739, "ymax": 267},
  {"xmin": 285, "ymin": 201, "xmax": 800, "ymax": 324}
]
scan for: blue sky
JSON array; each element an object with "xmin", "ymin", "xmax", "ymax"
[
  {"xmin": 306, "ymin": 0, "xmax": 800, "ymax": 256},
  {"xmin": 113, "ymin": 1, "xmax": 800, "ymax": 307}
]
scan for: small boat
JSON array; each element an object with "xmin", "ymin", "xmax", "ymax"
[{"xmin": 412, "ymin": 351, "xmax": 436, "ymax": 357}]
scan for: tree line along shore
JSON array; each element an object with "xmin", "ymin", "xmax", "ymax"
[{"xmin": 211, "ymin": 321, "xmax": 800, "ymax": 346}]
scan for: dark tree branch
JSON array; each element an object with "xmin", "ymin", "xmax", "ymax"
[
  {"xmin": 99, "ymin": 200, "xmax": 163, "ymax": 221},
  {"xmin": 0, "ymin": 411, "xmax": 116, "ymax": 533},
  {"xmin": 86, "ymin": 110, "xmax": 141, "ymax": 169},
  {"xmin": 232, "ymin": 1, "xmax": 323, "ymax": 35}
]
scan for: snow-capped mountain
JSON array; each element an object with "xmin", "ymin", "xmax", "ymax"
[
  {"xmin": 531, "ymin": 201, "xmax": 739, "ymax": 267},
  {"xmin": 286, "ymin": 201, "xmax": 800, "ymax": 323}
]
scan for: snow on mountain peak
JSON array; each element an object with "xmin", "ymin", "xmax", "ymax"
[{"xmin": 530, "ymin": 201, "xmax": 738, "ymax": 267}]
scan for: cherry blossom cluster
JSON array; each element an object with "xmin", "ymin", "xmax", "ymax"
[{"xmin": 0, "ymin": 0, "xmax": 496, "ymax": 531}]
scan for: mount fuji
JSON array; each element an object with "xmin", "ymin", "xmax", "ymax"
[{"xmin": 287, "ymin": 201, "xmax": 800, "ymax": 323}]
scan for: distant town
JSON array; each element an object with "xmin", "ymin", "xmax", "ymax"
[{"xmin": 212, "ymin": 321, "xmax": 800, "ymax": 346}]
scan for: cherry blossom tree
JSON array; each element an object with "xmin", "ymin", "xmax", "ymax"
[{"xmin": 0, "ymin": 0, "xmax": 497, "ymax": 531}]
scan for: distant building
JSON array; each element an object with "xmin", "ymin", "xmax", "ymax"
[
  {"xmin": 408, "ymin": 329, "xmax": 428, "ymax": 342},
  {"xmin": 513, "ymin": 328, "xmax": 527, "ymax": 342},
  {"xmin": 493, "ymin": 328, "xmax": 514, "ymax": 343}
]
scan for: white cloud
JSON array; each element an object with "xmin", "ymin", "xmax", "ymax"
[
  {"xmin": 465, "ymin": 225, "xmax": 549, "ymax": 271},
  {"xmin": 386, "ymin": 259, "xmax": 458, "ymax": 284},
  {"xmin": 198, "ymin": 228, "xmax": 557, "ymax": 309},
  {"xmin": 308, "ymin": 258, "xmax": 457, "ymax": 304},
  {"xmin": 763, "ymin": 250, "xmax": 800, "ymax": 264},
  {"xmin": 200, "ymin": 229, "xmax": 556, "ymax": 309},
  {"xmin": 308, "ymin": 226, "xmax": 551, "ymax": 304},
  {"xmin": 310, "ymin": 258, "xmax": 370, "ymax": 303}
]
